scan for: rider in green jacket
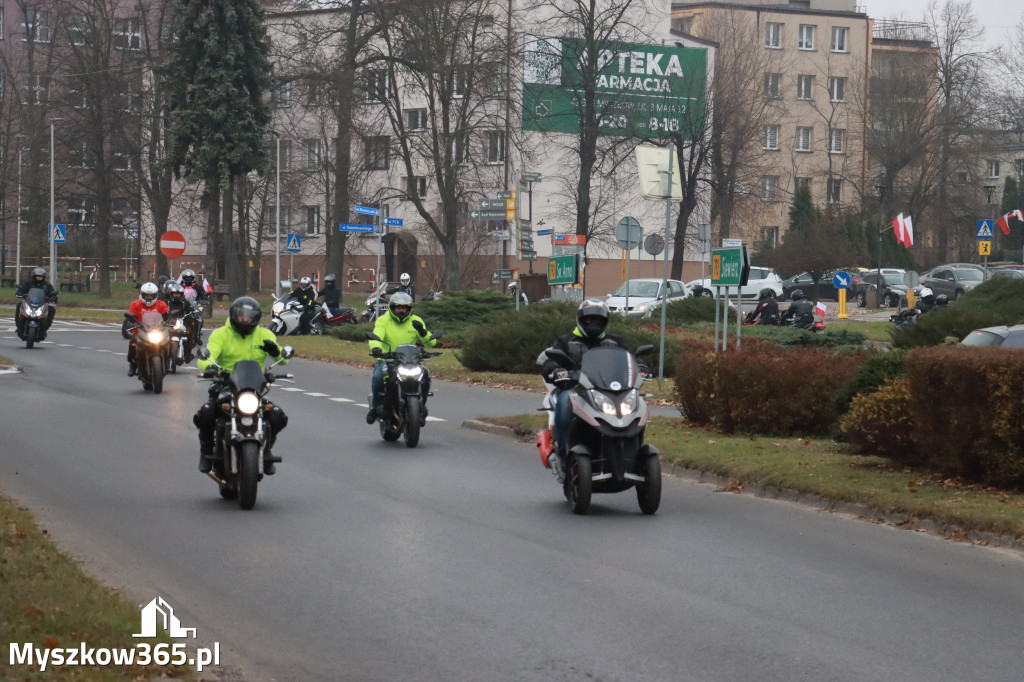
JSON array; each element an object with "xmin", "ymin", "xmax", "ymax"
[{"xmin": 366, "ymin": 292, "xmax": 437, "ymax": 424}]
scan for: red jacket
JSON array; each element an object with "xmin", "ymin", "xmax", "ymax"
[{"xmin": 128, "ymin": 299, "xmax": 169, "ymax": 334}]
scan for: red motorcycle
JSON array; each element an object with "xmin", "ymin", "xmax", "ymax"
[{"xmin": 312, "ymin": 303, "xmax": 359, "ymax": 328}]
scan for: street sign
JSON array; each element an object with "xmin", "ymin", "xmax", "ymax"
[
  {"xmin": 497, "ymin": 190, "xmax": 512, "ymax": 199},
  {"xmin": 522, "ymin": 171, "xmax": 542, "ymax": 183},
  {"xmin": 615, "ymin": 216, "xmax": 642, "ymax": 250},
  {"xmin": 158, "ymin": 229, "xmax": 184, "ymax": 258},
  {"xmin": 493, "ymin": 268, "xmax": 514, "ymax": 280},
  {"xmin": 383, "ymin": 217, "xmax": 403, "ymax": 227},
  {"xmin": 536, "ymin": 228, "xmax": 553, "ymax": 236},
  {"xmin": 980, "ymin": 240, "xmax": 992, "ymax": 256},
  {"xmin": 339, "ymin": 223, "xmax": 377, "ymax": 233},
  {"xmin": 493, "ymin": 229, "xmax": 511, "ymax": 240},
  {"xmin": 506, "ymin": 209, "xmax": 516, "ymax": 220},
  {"xmin": 710, "ymin": 247, "xmax": 748, "ymax": 287},
  {"xmin": 354, "ymin": 205, "xmax": 379, "ymax": 216},
  {"xmin": 548, "ymin": 254, "xmax": 578, "ymax": 285},
  {"xmin": 49, "ymin": 224, "xmax": 67, "ymax": 244},
  {"xmin": 285, "ymin": 233, "xmax": 301, "ymax": 252},
  {"xmin": 470, "ymin": 210, "xmax": 506, "ymax": 220},
  {"xmin": 480, "ymin": 199, "xmax": 505, "ymax": 210},
  {"xmin": 124, "ymin": 228, "xmax": 139, "ymax": 239},
  {"xmin": 977, "ymin": 219, "xmax": 993, "ymax": 239},
  {"xmin": 722, "ymin": 238, "xmax": 743, "ymax": 248},
  {"xmin": 521, "ymin": 251, "xmax": 538, "ymax": 261},
  {"xmin": 520, "ymin": 237, "xmax": 534, "ymax": 248},
  {"xmin": 553, "ymin": 234, "xmax": 587, "ymax": 245},
  {"xmin": 832, "ymin": 271, "xmax": 850, "ymax": 289},
  {"xmin": 643, "ymin": 233, "xmax": 665, "ymax": 256}
]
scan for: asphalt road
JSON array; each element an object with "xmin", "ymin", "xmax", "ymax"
[{"xmin": 1, "ymin": 320, "xmax": 1022, "ymax": 682}]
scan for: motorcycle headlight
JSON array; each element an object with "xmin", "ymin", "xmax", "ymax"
[
  {"xmin": 591, "ymin": 390, "xmax": 618, "ymax": 416},
  {"xmin": 147, "ymin": 330, "xmax": 166, "ymax": 343},
  {"xmin": 620, "ymin": 389, "xmax": 639, "ymax": 416},
  {"xmin": 272, "ymin": 301, "xmax": 284, "ymax": 314},
  {"xmin": 27, "ymin": 305, "xmax": 46, "ymax": 318},
  {"xmin": 173, "ymin": 319, "xmax": 185, "ymax": 331},
  {"xmin": 398, "ymin": 366, "xmax": 424, "ymax": 380},
  {"xmin": 236, "ymin": 391, "xmax": 260, "ymax": 415}
]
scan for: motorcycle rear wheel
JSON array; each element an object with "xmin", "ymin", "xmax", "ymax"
[
  {"xmin": 25, "ymin": 326, "xmax": 36, "ymax": 349},
  {"xmin": 238, "ymin": 442, "xmax": 259, "ymax": 510},
  {"xmin": 404, "ymin": 396, "xmax": 422, "ymax": 448},
  {"xmin": 567, "ymin": 453, "xmax": 592, "ymax": 515},
  {"xmin": 635, "ymin": 454, "xmax": 662, "ymax": 515},
  {"xmin": 150, "ymin": 356, "xmax": 164, "ymax": 394}
]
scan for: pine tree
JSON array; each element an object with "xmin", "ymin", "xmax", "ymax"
[{"xmin": 785, "ymin": 183, "xmax": 819, "ymax": 242}]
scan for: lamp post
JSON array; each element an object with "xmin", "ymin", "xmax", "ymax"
[
  {"xmin": 270, "ymin": 130, "xmax": 281, "ymax": 297},
  {"xmin": 876, "ymin": 184, "xmax": 888, "ymax": 274},
  {"xmin": 984, "ymin": 185, "xmax": 996, "ymax": 273},
  {"xmin": 15, "ymin": 134, "xmax": 25, "ymax": 282},
  {"xmin": 49, "ymin": 119, "xmax": 64, "ymax": 283}
]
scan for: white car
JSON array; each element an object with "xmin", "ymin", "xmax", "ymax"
[
  {"xmin": 686, "ymin": 266, "xmax": 783, "ymax": 300},
  {"xmin": 605, "ymin": 278, "xmax": 689, "ymax": 317}
]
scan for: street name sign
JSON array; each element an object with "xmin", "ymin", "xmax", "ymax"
[
  {"xmin": 354, "ymin": 205, "xmax": 379, "ymax": 216},
  {"xmin": 383, "ymin": 217, "xmax": 403, "ymax": 227},
  {"xmin": 548, "ymin": 254, "xmax": 578, "ymax": 285},
  {"xmin": 339, "ymin": 223, "xmax": 377, "ymax": 233}
]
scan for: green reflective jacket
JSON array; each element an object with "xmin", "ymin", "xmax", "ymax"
[
  {"xmin": 368, "ymin": 313, "xmax": 437, "ymax": 353},
  {"xmin": 198, "ymin": 324, "xmax": 287, "ymax": 373}
]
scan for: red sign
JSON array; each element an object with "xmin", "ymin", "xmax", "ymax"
[
  {"xmin": 552, "ymin": 234, "xmax": 587, "ymax": 245},
  {"xmin": 159, "ymin": 230, "xmax": 186, "ymax": 259}
]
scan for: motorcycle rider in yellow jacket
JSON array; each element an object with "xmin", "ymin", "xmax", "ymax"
[{"xmin": 366, "ymin": 292, "xmax": 437, "ymax": 424}]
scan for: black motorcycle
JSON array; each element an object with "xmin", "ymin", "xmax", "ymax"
[
  {"xmin": 366, "ymin": 331, "xmax": 442, "ymax": 448},
  {"xmin": 124, "ymin": 310, "xmax": 172, "ymax": 393},
  {"xmin": 541, "ymin": 345, "xmax": 661, "ymax": 515},
  {"xmin": 15, "ymin": 287, "xmax": 57, "ymax": 348},
  {"xmin": 167, "ymin": 309, "xmax": 203, "ymax": 372},
  {"xmin": 196, "ymin": 346, "xmax": 294, "ymax": 510}
]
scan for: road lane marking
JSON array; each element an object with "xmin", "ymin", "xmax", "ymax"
[
  {"xmin": 330, "ymin": 397, "xmax": 354, "ymax": 403},
  {"xmin": 304, "ymin": 392, "xmax": 330, "ymax": 397}
]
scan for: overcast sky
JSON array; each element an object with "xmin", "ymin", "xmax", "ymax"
[{"xmin": 861, "ymin": 0, "xmax": 1022, "ymax": 43}]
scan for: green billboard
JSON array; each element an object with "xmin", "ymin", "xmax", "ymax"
[{"xmin": 522, "ymin": 36, "xmax": 707, "ymax": 138}]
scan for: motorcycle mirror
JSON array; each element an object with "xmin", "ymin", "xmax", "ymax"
[
  {"xmin": 429, "ymin": 330, "xmax": 443, "ymax": 341},
  {"xmin": 282, "ymin": 346, "xmax": 294, "ymax": 359},
  {"xmin": 544, "ymin": 348, "xmax": 572, "ymax": 364},
  {"xmin": 197, "ymin": 348, "xmax": 210, "ymax": 360},
  {"xmin": 124, "ymin": 312, "xmax": 135, "ymax": 320},
  {"xmin": 365, "ymin": 331, "xmax": 382, "ymax": 342},
  {"xmin": 634, "ymin": 344, "xmax": 655, "ymax": 357}
]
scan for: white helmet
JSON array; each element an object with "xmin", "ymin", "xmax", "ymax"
[
  {"xmin": 300, "ymin": 276, "xmax": 312, "ymax": 289},
  {"xmin": 400, "ymin": 272, "xmax": 411, "ymax": 286},
  {"xmin": 918, "ymin": 287, "xmax": 933, "ymax": 299},
  {"xmin": 140, "ymin": 282, "xmax": 160, "ymax": 307}
]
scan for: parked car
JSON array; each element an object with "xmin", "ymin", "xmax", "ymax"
[
  {"xmin": 919, "ymin": 263, "xmax": 986, "ymax": 301},
  {"xmin": 605, "ymin": 278, "xmax": 688, "ymax": 317},
  {"xmin": 988, "ymin": 265, "xmax": 1024, "ymax": 280},
  {"xmin": 780, "ymin": 269, "xmax": 865, "ymax": 301},
  {"xmin": 687, "ymin": 266, "xmax": 783, "ymax": 300},
  {"xmin": 856, "ymin": 270, "xmax": 914, "ymax": 308},
  {"xmin": 960, "ymin": 324, "xmax": 1024, "ymax": 348}
]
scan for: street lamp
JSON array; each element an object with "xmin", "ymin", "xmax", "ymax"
[
  {"xmin": 49, "ymin": 119, "xmax": 65, "ymax": 283},
  {"xmin": 876, "ymin": 184, "xmax": 888, "ymax": 288},
  {"xmin": 270, "ymin": 130, "xmax": 281, "ymax": 297},
  {"xmin": 14, "ymin": 133, "xmax": 26, "ymax": 282},
  {"xmin": 984, "ymin": 185, "xmax": 996, "ymax": 272}
]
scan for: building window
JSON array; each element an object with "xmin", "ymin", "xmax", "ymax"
[
  {"xmin": 762, "ymin": 176, "xmax": 778, "ymax": 200},
  {"xmin": 273, "ymin": 81, "xmax": 292, "ymax": 107},
  {"xmin": 113, "ymin": 144, "xmax": 134, "ymax": 171},
  {"xmin": 20, "ymin": 74, "xmax": 49, "ymax": 105},
  {"xmin": 305, "ymin": 139, "xmax": 320, "ymax": 168},
  {"xmin": 68, "ymin": 14, "xmax": 88, "ymax": 46},
  {"xmin": 486, "ymin": 131, "xmax": 505, "ymax": 164},
  {"xmin": 365, "ymin": 70, "xmax": 388, "ymax": 102},
  {"xmin": 763, "ymin": 125, "xmax": 779, "ymax": 150},
  {"xmin": 765, "ymin": 22, "xmax": 782, "ymax": 49},
  {"xmin": 406, "ymin": 108, "xmax": 427, "ymax": 131},
  {"xmin": 277, "ymin": 139, "xmax": 292, "ymax": 170},
  {"xmin": 366, "ymin": 136, "xmax": 389, "ymax": 170},
  {"xmin": 406, "ymin": 176, "xmax": 427, "ymax": 198},
  {"xmin": 1014, "ymin": 159, "xmax": 1024, "ymax": 179},
  {"xmin": 305, "ymin": 206, "xmax": 320, "ymax": 235},
  {"xmin": 987, "ymin": 160, "xmax": 1000, "ymax": 179},
  {"xmin": 795, "ymin": 126, "xmax": 812, "ymax": 152},
  {"xmin": 22, "ymin": 10, "xmax": 51, "ymax": 43},
  {"xmin": 65, "ymin": 84, "xmax": 88, "ymax": 109},
  {"xmin": 827, "ymin": 178, "xmax": 843, "ymax": 203},
  {"xmin": 764, "ymin": 72, "xmax": 781, "ymax": 98},
  {"xmin": 0, "ymin": 8, "xmax": 3, "ymax": 39},
  {"xmin": 762, "ymin": 226, "xmax": 779, "ymax": 249},
  {"xmin": 831, "ymin": 26, "xmax": 848, "ymax": 52},
  {"xmin": 113, "ymin": 18, "xmax": 140, "ymax": 50},
  {"xmin": 829, "ymin": 128, "xmax": 846, "ymax": 154},
  {"xmin": 453, "ymin": 134, "xmax": 469, "ymax": 165},
  {"xmin": 829, "ymin": 76, "xmax": 846, "ymax": 102},
  {"xmin": 794, "ymin": 177, "xmax": 811, "ymax": 197},
  {"xmin": 112, "ymin": 79, "xmax": 132, "ymax": 111},
  {"xmin": 68, "ymin": 140, "xmax": 95, "ymax": 169},
  {"xmin": 798, "ymin": 25, "xmax": 815, "ymax": 50},
  {"xmin": 112, "ymin": 198, "xmax": 139, "ymax": 226},
  {"xmin": 797, "ymin": 74, "xmax": 813, "ymax": 100},
  {"xmin": 453, "ymin": 65, "xmax": 469, "ymax": 98},
  {"xmin": 67, "ymin": 197, "xmax": 96, "ymax": 226}
]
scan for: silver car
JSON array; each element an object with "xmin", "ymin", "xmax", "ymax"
[{"xmin": 605, "ymin": 278, "xmax": 688, "ymax": 317}]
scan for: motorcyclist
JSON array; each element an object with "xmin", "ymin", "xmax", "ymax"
[
  {"xmin": 365, "ymin": 292, "xmax": 437, "ymax": 424},
  {"xmin": 126, "ymin": 282, "xmax": 170, "ymax": 376},
  {"xmin": 745, "ymin": 289, "xmax": 780, "ymax": 326},
  {"xmin": 289, "ymin": 276, "xmax": 318, "ymax": 334},
  {"xmin": 194, "ymin": 297, "xmax": 288, "ymax": 475},
  {"xmin": 166, "ymin": 282, "xmax": 200, "ymax": 363},
  {"xmin": 915, "ymin": 287, "xmax": 937, "ymax": 314},
  {"xmin": 386, "ymin": 272, "xmax": 416, "ymax": 302},
  {"xmin": 177, "ymin": 269, "xmax": 210, "ymax": 311},
  {"xmin": 317, "ymin": 274, "xmax": 343, "ymax": 317},
  {"xmin": 781, "ymin": 289, "xmax": 814, "ymax": 328},
  {"xmin": 15, "ymin": 267, "xmax": 58, "ymax": 338},
  {"xmin": 537, "ymin": 299, "xmax": 628, "ymax": 468}
]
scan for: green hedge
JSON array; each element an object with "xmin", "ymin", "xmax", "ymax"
[
  {"xmin": 833, "ymin": 349, "xmax": 908, "ymax": 416},
  {"xmin": 839, "ymin": 378, "xmax": 916, "ymax": 461},
  {"xmin": 891, "ymin": 278, "xmax": 1024, "ymax": 349}
]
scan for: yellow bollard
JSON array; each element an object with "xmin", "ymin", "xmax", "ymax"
[
  {"xmin": 905, "ymin": 290, "xmax": 916, "ymax": 309},
  {"xmin": 838, "ymin": 289, "xmax": 848, "ymax": 319}
]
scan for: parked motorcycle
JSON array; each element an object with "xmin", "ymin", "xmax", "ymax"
[
  {"xmin": 783, "ymin": 315, "xmax": 826, "ymax": 332},
  {"xmin": 15, "ymin": 287, "xmax": 57, "ymax": 348},
  {"xmin": 124, "ymin": 310, "xmax": 172, "ymax": 393},
  {"xmin": 359, "ymin": 283, "xmax": 390, "ymax": 324},
  {"xmin": 538, "ymin": 344, "xmax": 661, "ymax": 515},
  {"xmin": 313, "ymin": 302, "xmax": 359, "ymax": 328},
  {"xmin": 269, "ymin": 293, "xmax": 323, "ymax": 336},
  {"xmin": 196, "ymin": 346, "xmax": 294, "ymax": 510},
  {"xmin": 167, "ymin": 309, "xmax": 203, "ymax": 372},
  {"xmin": 366, "ymin": 330, "xmax": 442, "ymax": 448}
]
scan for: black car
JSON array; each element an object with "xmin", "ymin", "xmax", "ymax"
[
  {"xmin": 856, "ymin": 271, "xmax": 915, "ymax": 308},
  {"xmin": 781, "ymin": 269, "xmax": 864, "ymax": 301}
]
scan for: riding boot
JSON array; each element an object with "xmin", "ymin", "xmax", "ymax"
[
  {"xmin": 199, "ymin": 440, "xmax": 215, "ymax": 473},
  {"xmin": 263, "ymin": 443, "xmax": 281, "ymax": 476}
]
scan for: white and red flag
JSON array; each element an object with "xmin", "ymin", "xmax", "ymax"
[
  {"xmin": 815, "ymin": 301, "xmax": 827, "ymax": 317},
  {"xmin": 996, "ymin": 209, "xmax": 1024, "ymax": 236},
  {"xmin": 202, "ymin": 276, "xmax": 214, "ymax": 293},
  {"xmin": 892, "ymin": 213, "xmax": 914, "ymax": 247}
]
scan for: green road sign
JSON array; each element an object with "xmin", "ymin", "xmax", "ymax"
[
  {"xmin": 523, "ymin": 36, "xmax": 707, "ymax": 139},
  {"xmin": 480, "ymin": 199, "xmax": 505, "ymax": 209},
  {"xmin": 522, "ymin": 172, "xmax": 542, "ymax": 183},
  {"xmin": 497, "ymin": 190, "xmax": 512, "ymax": 199},
  {"xmin": 547, "ymin": 254, "xmax": 578, "ymax": 285},
  {"xmin": 470, "ymin": 210, "xmax": 506, "ymax": 220},
  {"xmin": 493, "ymin": 269, "xmax": 514, "ymax": 280},
  {"xmin": 710, "ymin": 247, "xmax": 749, "ymax": 286},
  {"xmin": 521, "ymin": 251, "xmax": 538, "ymax": 261}
]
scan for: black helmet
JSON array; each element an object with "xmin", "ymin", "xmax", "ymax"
[
  {"xmin": 576, "ymin": 298, "xmax": 610, "ymax": 340},
  {"xmin": 791, "ymin": 289, "xmax": 805, "ymax": 301},
  {"xmin": 758, "ymin": 289, "xmax": 775, "ymax": 302},
  {"xmin": 180, "ymin": 269, "xmax": 196, "ymax": 286},
  {"xmin": 32, "ymin": 267, "xmax": 46, "ymax": 283},
  {"xmin": 388, "ymin": 291, "xmax": 414, "ymax": 323},
  {"xmin": 229, "ymin": 296, "xmax": 262, "ymax": 336},
  {"xmin": 935, "ymin": 294, "xmax": 948, "ymax": 305},
  {"xmin": 324, "ymin": 274, "xmax": 336, "ymax": 284}
]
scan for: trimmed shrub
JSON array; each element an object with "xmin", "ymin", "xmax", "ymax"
[
  {"xmin": 890, "ymin": 278, "xmax": 1024, "ymax": 349},
  {"xmin": 833, "ymin": 348, "xmax": 908, "ymax": 416},
  {"xmin": 330, "ymin": 322, "xmax": 373, "ymax": 343},
  {"xmin": 839, "ymin": 377, "xmax": 916, "ymax": 461},
  {"xmin": 664, "ymin": 296, "xmax": 717, "ymax": 325}
]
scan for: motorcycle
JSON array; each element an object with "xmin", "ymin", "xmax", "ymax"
[
  {"xmin": 167, "ymin": 309, "xmax": 203, "ymax": 372},
  {"xmin": 366, "ymin": 330, "xmax": 443, "ymax": 448},
  {"xmin": 269, "ymin": 293, "xmax": 323, "ymax": 336},
  {"xmin": 313, "ymin": 301, "xmax": 359, "ymax": 328},
  {"xmin": 15, "ymin": 287, "xmax": 57, "ymax": 348},
  {"xmin": 783, "ymin": 315, "xmax": 825, "ymax": 332},
  {"xmin": 124, "ymin": 310, "xmax": 172, "ymax": 394},
  {"xmin": 195, "ymin": 346, "xmax": 294, "ymax": 510},
  {"xmin": 539, "ymin": 344, "xmax": 661, "ymax": 515},
  {"xmin": 359, "ymin": 283, "xmax": 390, "ymax": 324}
]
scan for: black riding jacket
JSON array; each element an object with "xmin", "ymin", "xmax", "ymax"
[
  {"xmin": 319, "ymin": 283, "xmax": 342, "ymax": 309},
  {"xmin": 16, "ymin": 278, "xmax": 57, "ymax": 300},
  {"xmin": 782, "ymin": 298, "xmax": 814, "ymax": 324},
  {"xmin": 290, "ymin": 286, "xmax": 317, "ymax": 310},
  {"xmin": 539, "ymin": 329, "xmax": 626, "ymax": 384},
  {"xmin": 746, "ymin": 299, "xmax": 779, "ymax": 325}
]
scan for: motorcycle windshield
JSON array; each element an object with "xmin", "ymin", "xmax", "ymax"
[
  {"xmin": 25, "ymin": 288, "xmax": 47, "ymax": 307},
  {"xmin": 580, "ymin": 347, "xmax": 639, "ymax": 391},
  {"xmin": 229, "ymin": 360, "xmax": 267, "ymax": 393},
  {"xmin": 139, "ymin": 310, "xmax": 165, "ymax": 330},
  {"xmin": 395, "ymin": 344, "xmax": 420, "ymax": 364}
]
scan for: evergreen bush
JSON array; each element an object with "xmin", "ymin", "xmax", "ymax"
[
  {"xmin": 890, "ymin": 278, "xmax": 1024, "ymax": 349},
  {"xmin": 833, "ymin": 348, "xmax": 908, "ymax": 416}
]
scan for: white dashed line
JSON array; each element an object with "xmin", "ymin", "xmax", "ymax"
[
  {"xmin": 304, "ymin": 392, "xmax": 330, "ymax": 397},
  {"xmin": 426, "ymin": 416, "xmax": 445, "ymax": 422},
  {"xmin": 278, "ymin": 387, "xmax": 305, "ymax": 392},
  {"xmin": 330, "ymin": 397, "xmax": 354, "ymax": 403}
]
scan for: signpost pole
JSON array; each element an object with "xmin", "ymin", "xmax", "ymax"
[
  {"xmin": 375, "ymin": 210, "xmax": 382, "ymax": 288},
  {"xmin": 658, "ymin": 142, "xmax": 674, "ymax": 382},
  {"xmin": 275, "ymin": 135, "xmax": 281, "ymax": 298}
]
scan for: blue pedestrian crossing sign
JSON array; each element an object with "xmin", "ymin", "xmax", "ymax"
[
  {"xmin": 50, "ymin": 224, "xmax": 67, "ymax": 243},
  {"xmin": 977, "ymin": 220, "xmax": 994, "ymax": 239},
  {"xmin": 286, "ymin": 233, "xmax": 301, "ymax": 252}
]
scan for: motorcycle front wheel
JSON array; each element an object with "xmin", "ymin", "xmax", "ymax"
[
  {"xmin": 238, "ymin": 442, "xmax": 259, "ymax": 510},
  {"xmin": 25, "ymin": 325, "xmax": 36, "ymax": 349},
  {"xmin": 311, "ymin": 320, "xmax": 325, "ymax": 336},
  {"xmin": 404, "ymin": 396, "xmax": 422, "ymax": 448},
  {"xmin": 635, "ymin": 454, "xmax": 662, "ymax": 515},
  {"xmin": 567, "ymin": 453, "xmax": 592, "ymax": 515},
  {"xmin": 150, "ymin": 355, "xmax": 164, "ymax": 394}
]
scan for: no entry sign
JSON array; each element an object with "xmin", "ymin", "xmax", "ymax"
[{"xmin": 159, "ymin": 230, "xmax": 186, "ymax": 259}]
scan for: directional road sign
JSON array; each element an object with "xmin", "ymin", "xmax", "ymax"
[
  {"xmin": 615, "ymin": 216, "xmax": 642, "ymax": 250},
  {"xmin": 493, "ymin": 229, "xmax": 511, "ymax": 240},
  {"xmin": 832, "ymin": 271, "xmax": 850, "ymax": 289},
  {"xmin": 548, "ymin": 254, "xmax": 578, "ymax": 285},
  {"xmin": 521, "ymin": 251, "xmax": 538, "ymax": 261},
  {"xmin": 536, "ymin": 228, "xmax": 553, "ymax": 236},
  {"xmin": 383, "ymin": 217, "xmax": 403, "ymax": 227},
  {"xmin": 522, "ymin": 171, "xmax": 542, "ymax": 183},
  {"xmin": 158, "ymin": 229, "xmax": 184, "ymax": 257},
  {"xmin": 497, "ymin": 190, "xmax": 512, "ymax": 199},
  {"xmin": 480, "ymin": 199, "xmax": 505, "ymax": 210},
  {"xmin": 493, "ymin": 269, "xmax": 514, "ymax": 280},
  {"xmin": 470, "ymin": 210, "xmax": 506, "ymax": 220},
  {"xmin": 339, "ymin": 223, "xmax": 377, "ymax": 233},
  {"xmin": 977, "ymin": 219, "xmax": 994, "ymax": 239},
  {"xmin": 354, "ymin": 205, "xmax": 379, "ymax": 216},
  {"xmin": 553, "ymin": 234, "xmax": 587, "ymax": 245},
  {"xmin": 286, "ymin": 233, "xmax": 301, "ymax": 252},
  {"xmin": 49, "ymin": 223, "xmax": 67, "ymax": 244}
]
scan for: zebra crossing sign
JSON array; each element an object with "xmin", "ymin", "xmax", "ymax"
[
  {"xmin": 977, "ymin": 220, "xmax": 994, "ymax": 239},
  {"xmin": 286, "ymin": 234, "xmax": 301, "ymax": 252}
]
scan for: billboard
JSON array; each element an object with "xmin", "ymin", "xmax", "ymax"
[{"xmin": 522, "ymin": 36, "xmax": 707, "ymax": 138}]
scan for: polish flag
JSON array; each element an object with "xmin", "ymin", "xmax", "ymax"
[
  {"xmin": 997, "ymin": 209, "xmax": 1024, "ymax": 236},
  {"xmin": 902, "ymin": 214, "xmax": 914, "ymax": 247},
  {"xmin": 202, "ymin": 276, "xmax": 214, "ymax": 293},
  {"xmin": 815, "ymin": 301, "xmax": 827, "ymax": 317},
  {"xmin": 893, "ymin": 213, "xmax": 906, "ymax": 245}
]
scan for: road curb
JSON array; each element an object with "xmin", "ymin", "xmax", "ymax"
[
  {"xmin": 0, "ymin": 364, "xmax": 22, "ymax": 374},
  {"xmin": 461, "ymin": 419, "xmax": 520, "ymax": 438}
]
